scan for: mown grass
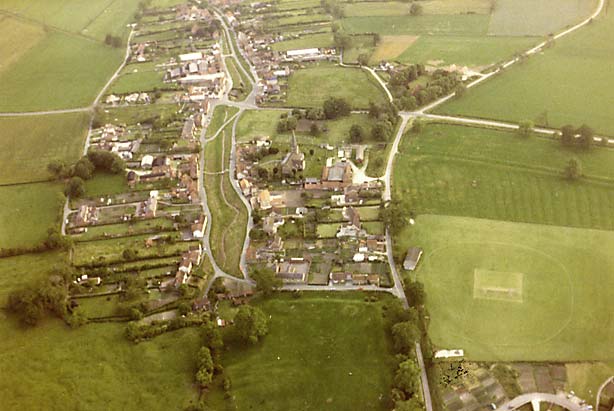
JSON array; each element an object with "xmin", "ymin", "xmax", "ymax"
[
  {"xmin": 393, "ymin": 123, "xmax": 614, "ymax": 230},
  {"xmin": 285, "ymin": 64, "xmax": 387, "ymax": 109},
  {"xmin": 341, "ymin": 14, "xmax": 489, "ymax": 36},
  {"xmin": 0, "ymin": 182, "xmax": 64, "ymax": 249},
  {"xmin": 0, "ymin": 113, "xmax": 89, "ymax": 184},
  {"xmin": 0, "ymin": 17, "xmax": 45, "ymax": 75},
  {"xmin": 437, "ymin": 7, "xmax": 614, "ymax": 135},
  {"xmin": 109, "ymin": 62, "xmax": 166, "ymax": 94},
  {"xmin": 271, "ymin": 32, "xmax": 334, "ymax": 52},
  {"xmin": 344, "ymin": 0, "xmax": 492, "ymax": 16},
  {"xmin": 221, "ymin": 293, "xmax": 395, "ymax": 411},
  {"xmin": 397, "ymin": 214, "xmax": 614, "ymax": 361}
]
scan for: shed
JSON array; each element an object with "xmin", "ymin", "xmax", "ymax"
[{"xmin": 403, "ymin": 247, "xmax": 423, "ymax": 271}]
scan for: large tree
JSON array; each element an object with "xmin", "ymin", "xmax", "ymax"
[
  {"xmin": 195, "ymin": 346, "xmax": 214, "ymax": 387},
  {"xmin": 234, "ymin": 305, "xmax": 269, "ymax": 344},
  {"xmin": 349, "ymin": 124, "xmax": 366, "ymax": 143},
  {"xmin": 563, "ymin": 157, "xmax": 582, "ymax": 180},
  {"xmin": 392, "ymin": 321, "xmax": 420, "ymax": 354},
  {"xmin": 577, "ymin": 124, "xmax": 594, "ymax": 149},
  {"xmin": 405, "ymin": 281, "xmax": 426, "ymax": 307},
  {"xmin": 394, "ymin": 359, "xmax": 421, "ymax": 395},
  {"xmin": 560, "ymin": 124, "xmax": 575, "ymax": 146},
  {"xmin": 251, "ymin": 267, "xmax": 282, "ymax": 296}
]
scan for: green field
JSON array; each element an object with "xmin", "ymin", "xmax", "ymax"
[
  {"xmin": 286, "ymin": 64, "xmax": 387, "ymax": 109},
  {"xmin": 109, "ymin": 62, "xmax": 165, "ymax": 94},
  {"xmin": 437, "ymin": 8, "xmax": 614, "ymax": 135},
  {"xmin": 0, "ymin": 183, "xmax": 64, "ymax": 249},
  {"xmin": 397, "ymin": 214, "xmax": 614, "ymax": 361},
  {"xmin": 0, "ymin": 17, "xmax": 46, "ymax": 74},
  {"xmin": 488, "ymin": 0, "xmax": 596, "ymax": 36},
  {"xmin": 341, "ymin": 14, "xmax": 490, "ymax": 36},
  {"xmin": 271, "ymin": 33, "xmax": 334, "ymax": 52},
  {"xmin": 222, "ymin": 293, "xmax": 395, "ymax": 410},
  {"xmin": 393, "ymin": 123, "xmax": 614, "ymax": 230},
  {"xmin": 0, "ymin": 113, "xmax": 89, "ymax": 184},
  {"xmin": 0, "ymin": 315, "xmax": 201, "ymax": 410}
]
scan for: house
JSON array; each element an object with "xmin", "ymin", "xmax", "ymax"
[
  {"xmin": 182, "ymin": 117, "xmax": 196, "ymax": 139},
  {"xmin": 137, "ymin": 191, "xmax": 158, "ymax": 218},
  {"xmin": 275, "ymin": 258, "xmax": 310, "ymax": 283},
  {"xmin": 141, "ymin": 155, "xmax": 154, "ymax": 169},
  {"xmin": 179, "ymin": 259, "xmax": 193, "ymax": 274},
  {"xmin": 343, "ymin": 206, "xmax": 361, "ymax": 230},
  {"xmin": 285, "ymin": 48, "xmax": 321, "ymax": 61},
  {"xmin": 239, "ymin": 178, "xmax": 253, "ymax": 196},
  {"xmin": 304, "ymin": 177, "xmax": 321, "ymax": 190},
  {"xmin": 75, "ymin": 205, "xmax": 98, "ymax": 226},
  {"xmin": 329, "ymin": 272, "xmax": 351, "ymax": 284},
  {"xmin": 403, "ymin": 247, "xmax": 423, "ymax": 271},
  {"xmin": 174, "ymin": 270, "xmax": 188, "ymax": 287},
  {"xmin": 105, "ymin": 94, "xmax": 121, "ymax": 105},
  {"xmin": 352, "ymin": 274, "xmax": 368, "ymax": 285},
  {"xmin": 263, "ymin": 212, "xmax": 284, "ymax": 236},
  {"xmin": 355, "ymin": 145, "xmax": 366, "ymax": 164},
  {"xmin": 258, "ymin": 189, "xmax": 272, "ymax": 210},
  {"xmin": 191, "ymin": 214, "xmax": 207, "ymax": 238},
  {"xmin": 321, "ymin": 162, "xmax": 353, "ymax": 190},
  {"xmin": 367, "ymin": 274, "xmax": 380, "ymax": 287},
  {"xmin": 280, "ymin": 133, "xmax": 305, "ymax": 177}
]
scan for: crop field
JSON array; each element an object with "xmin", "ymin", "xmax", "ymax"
[
  {"xmin": 222, "ymin": 293, "xmax": 395, "ymax": 411},
  {"xmin": 370, "ymin": 35, "xmax": 418, "ymax": 63},
  {"xmin": 285, "ymin": 64, "xmax": 387, "ymax": 109},
  {"xmin": 0, "ymin": 32, "xmax": 123, "ymax": 111},
  {"xmin": 396, "ymin": 35, "xmax": 539, "ymax": 67},
  {"xmin": 397, "ymin": 214, "xmax": 614, "ymax": 361},
  {"xmin": 0, "ymin": 113, "xmax": 89, "ymax": 184},
  {"xmin": 204, "ymin": 107, "xmax": 246, "ymax": 277},
  {"xmin": 394, "ymin": 123, "xmax": 614, "ymax": 230},
  {"xmin": 0, "ymin": 183, "xmax": 64, "ymax": 249},
  {"xmin": 0, "ymin": 316, "xmax": 201, "ymax": 411},
  {"xmin": 0, "ymin": 17, "xmax": 45, "ymax": 74},
  {"xmin": 437, "ymin": 7, "xmax": 614, "ymax": 135},
  {"xmin": 341, "ymin": 14, "xmax": 490, "ymax": 36},
  {"xmin": 488, "ymin": 0, "xmax": 596, "ymax": 36},
  {"xmin": 271, "ymin": 33, "xmax": 334, "ymax": 52}
]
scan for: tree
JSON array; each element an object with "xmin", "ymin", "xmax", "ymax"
[
  {"xmin": 412, "ymin": 118, "xmax": 425, "ymax": 133},
  {"xmin": 517, "ymin": 120, "xmax": 533, "ymax": 138},
  {"xmin": 381, "ymin": 202, "xmax": 411, "ymax": 235},
  {"xmin": 395, "ymin": 398, "xmax": 423, "ymax": 411},
  {"xmin": 310, "ymin": 122, "xmax": 321, "ymax": 136},
  {"xmin": 454, "ymin": 84, "xmax": 467, "ymax": 98},
  {"xmin": 357, "ymin": 53, "xmax": 370, "ymax": 66},
  {"xmin": 577, "ymin": 124, "xmax": 594, "ymax": 149},
  {"xmin": 392, "ymin": 321, "xmax": 420, "ymax": 354},
  {"xmin": 410, "ymin": 3, "xmax": 423, "ymax": 16},
  {"xmin": 560, "ymin": 124, "xmax": 575, "ymax": 147},
  {"xmin": 563, "ymin": 157, "xmax": 582, "ymax": 180},
  {"xmin": 201, "ymin": 321, "xmax": 223, "ymax": 352},
  {"xmin": 73, "ymin": 157, "xmax": 95, "ymax": 180},
  {"xmin": 385, "ymin": 303, "xmax": 418, "ymax": 331},
  {"xmin": 87, "ymin": 150, "xmax": 125, "ymax": 174},
  {"xmin": 405, "ymin": 281, "xmax": 426, "ymax": 307},
  {"xmin": 45, "ymin": 227, "xmax": 70, "ymax": 250},
  {"xmin": 371, "ymin": 121, "xmax": 392, "ymax": 141},
  {"xmin": 122, "ymin": 248, "xmax": 139, "ymax": 261},
  {"xmin": 394, "ymin": 359, "xmax": 421, "ymax": 395},
  {"xmin": 349, "ymin": 124, "xmax": 366, "ymax": 143},
  {"xmin": 178, "ymin": 302, "xmax": 191, "ymax": 316},
  {"xmin": 47, "ymin": 160, "xmax": 67, "ymax": 179},
  {"xmin": 251, "ymin": 267, "xmax": 282, "ymax": 296},
  {"xmin": 234, "ymin": 305, "xmax": 269, "ymax": 344},
  {"xmin": 195, "ymin": 346, "xmax": 214, "ymax": 387},
  {"xmin": 64, "ymin": 176, "xmax": 85, "ymax": 198},
  {"xmin": 323, "ymin": 97, "xmax": 351, "ymax": 119}
]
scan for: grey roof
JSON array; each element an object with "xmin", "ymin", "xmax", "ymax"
[
  {"xmin": 403, "ymin": 247, "xmax": 423, "ymax": 271},
  {"xmin": 327, "ymin": 164, "xmax": 346, "ymax": 182}
]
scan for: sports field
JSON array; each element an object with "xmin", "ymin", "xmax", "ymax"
[
  {"xmin": 0, "ymin": 113, "xmax": 89, "ymax": 184},
  {"xmin": 221, "ymin": 293, "xmax": 395, "ymax": 410},
  {"xmin": 286, "ymin": 64, "xmax": 387, "ymax": 109},
  {"xmin": 437, "ymin": 5, "xmax": 613, "ymax": 135},
  {"xmin": 393, "ymin": 123, "xmax": 614, "ymax": 230},
  {"xmin": 488, "ymin": 0, "xmax": 596, "ymax": 36},
  {"xmin": 0, "ymin": 183, "xmax": 64, "ymax": 249},
  {"xmin": 398, "ymin": 214, "xmax": 614, "ymax": 361}
]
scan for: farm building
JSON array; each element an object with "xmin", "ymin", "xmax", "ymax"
[
  {"xmin": 403, "ymin": 247, "xmax": 423, "ymax": 271},
  {"xmin": 276, "ymin": 258, "xmax": 310, "ymax": 283}
]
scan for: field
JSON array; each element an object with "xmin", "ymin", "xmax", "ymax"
[
  {"xmin": 0, "ymin": 17, "xmax": 45, "ymax": 74},
  {"xmin": 343, "ymin": 0, "xmax": 492, "ymax": 17},
  {"xmin": 397, "ymin": 214, "xmax": 614, "ymax": 361},
  {"xmin": 393, "ymin": 123, "xmax": 614, "ymax": 230},
  {"xmin": 285, "ymin": 64, "xmax": 387, "ymax": 109},
  {"xmin": 204, "ymin": 106, "xmax": 246, "ymax": 277},
  {"xmin": 341, "ymin": 14, "xmax": 490, "ymax": 36},
  {"xmin": 370, "ymin": 35, "xmax": 418, "ymax": 63},
  {"xmin": 0, "ymin": 315, "xmax": 201, "ymax": 410},
  {"xmin": 109, "ymin": 62, "xmax": 165, "ymax": 94},
  {"xmin": 0, "ymin": 113, "xmax": 89, "ymax": 184},
  {"xmin": 0, "ymin": 183, "xmax": 64, "ymax": 249},
  {"xmin": 271, "ymin": 33, "xmax": 334, "ymax": 52},
  {"xmin": 221, "ymin": 293, "xmax": 395, "ymax": 410},
  {"xmin": 488, "ymin": 0, "xmax": 596, "ymax": 36},
  {"xmin": 437, "ymin": 7, "xmax": 614, "ymax": 135}
]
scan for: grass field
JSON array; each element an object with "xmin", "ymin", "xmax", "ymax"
[
  {"xmin": 0, "ymin": 315, "xmax": 201, "ymax": 410},
  {"xmin": 344, "ymin": 0, "xmax": 491, "ymax": 16},
  {"xmin": 437, "ymin": 7, "xmax": 614, "ymax": 135},
  {"xmin": 271, "ymin": 33, "xmax": 334, "ymax": 52},
  {"xmin": 0, "ymin": 113, "xmax": 89, "ymax": 184},
  {"xmin": 341, "ymin": 14, "xmax": 489, "ymax": 36},
  {"xmin": 393, "ymin": 123, "xmax": 614, "ymax": 230},
  {"xmin": 0, "ymin": 32, "xmax": 123, "ymax": 111},
  {"xmin": 488, "ymin": 0, "xmax": 596, "ymax": 36},
  {"xmin": 109, "ymin": 62, "xmax": 165, "ymax": 94},
  {"xmin": 222, "ymin": 293, "xmax": 395, "ymax": 410},
  {"xmin": 0, "ymin": 17, "xmax": 45, "ymax": 74},
  {"xmin": 204, "ymin": 107, "xmax": 246, "ymax": 277},
  {"xmin": 370, "ymin": 35, "xmax": 418, "ymax": 62},
  {"xmin": 397, "ymin": 214, "xmax": 614, "ymax": 361},
  {"xmin": 0, "ymin": 183, "xmax": 64, "ymax": 249},
  {"xmin": 286, "ymin": 64, "xmax": 387, "ymax": 109}
]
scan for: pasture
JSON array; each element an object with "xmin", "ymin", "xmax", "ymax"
[
  {"xmin": 0, "ymin": 113, "xmax": 89, "ymax": 184},
  {"xmin": 271, "ymin": 33, "xmax": 334, "ymax": 52},
  {"xmin": 221, "ymin": 293, "xmax": 395, "ymax": 411},
  {"xmin": 437, "ymin": 7, "xmax": 614, "ymax": 135},
  {"xmin": 341, "ymin": 14, "xmax": 489, "ymax": 36},
  {"xmin": 397, "ymin": 214, "xmax": 614, "ymax": 361},
  {"xmin": 343, "ymin": 0, "xmax": 492, "ymax": 16},
  {"xmin": 0, "ymin": 316, "xmax": 201, "ymax": 411},
  {"xmin": 285, "ymin": 64, "xmax": 387, "ymax": 109},
  {"xmin": 0, "ymin": 17, "xmax": 45, "ymax": 74},
  {"xmin": 393, "ymin": 123, "xmax": 614, "ymax": 230},
  {"xmin": 109, "ymin": 62, "xmax": 166, "ymax": 94},
  {"xmin": 0, "ymin": 183, "xmax": 64, "ymax": 249},
  {"xmin": 370, "ymin": 35, "xmax": 418, "ymax": 63},
  {"xmin": 488, "ymin": 0, "xmax": 596, "ymax": 36}
]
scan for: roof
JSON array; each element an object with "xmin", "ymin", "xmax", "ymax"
[
  {"xmin": 403, "ymin": 247, "xmax": 423, "ymax": 271},
  {"xmin": 286, "ymin": 48, "xmax": 319, "ymax": 57},
  {"xmin": 326, "ymin": 163, "xmax": 347, "ymax": 182}
]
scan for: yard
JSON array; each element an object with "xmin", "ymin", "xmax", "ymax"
[
  {"xmin": 285, "ymin": 64, "xmax": 388, "ymax": 109},
  {"xmin": 0, "ymin": 183, "xmax": 64, "ymax": 249},
  {"xmin": 393, "ymin": 123, "xmax": 614, "ymax": 230},
  {"xmin": 436, "ymin": 6, "xmax": 614, "ymax": 135},
  {"xmin": 220, "ymin": 293, "xmax": 396, "ymax": 411},
  {"xmin": 396, "ymin": 214, "xmax": 614, "ymax": 361},
  {"xmin": 0, "ymin": 113, "xmax": 90, "ymax": 184}
]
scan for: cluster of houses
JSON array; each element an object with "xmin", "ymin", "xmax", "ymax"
[
  {"xmin": 234, "ymin": 133, "xmax": 390, "ymax": 286},
  {"xmin": 165, "ymin": 48, "xmax": 227, "ymax": 99}
]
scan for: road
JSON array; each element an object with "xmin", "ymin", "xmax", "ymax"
[
  {"xmin": 596, "ymin": 376, "xmax": 614, "ymax": 411},
  {"xmin": 386, "ymin": 229, "xmax": 409, "ymax": 308},
  {"xmin": 500, "ymin": 392, "xmax": 591, "ymax": 411},
  {"xmin": 415, "ymin": 342, "xmax": 433, "ymax": 411},
  {"xmin": 382, "ymin": 113, "xmax": 411, "ymax": 202}
]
